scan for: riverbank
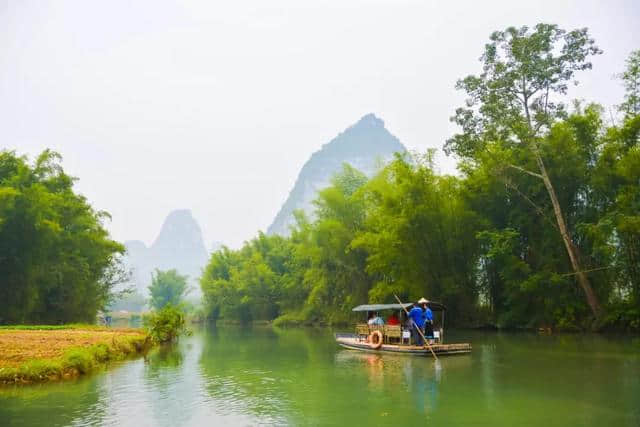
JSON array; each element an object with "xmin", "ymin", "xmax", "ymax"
[{"xmin": 0, "ymin": 325, "xmax": 151, "ymax": 385}]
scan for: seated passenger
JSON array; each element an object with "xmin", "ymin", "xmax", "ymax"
[
  {"xmin": 368, "ymin": 312, "xmax": 384, "ymax": 326},
  {"xmin": 387, "ymin": 313, "xmax": 399, "ymax": 325}
]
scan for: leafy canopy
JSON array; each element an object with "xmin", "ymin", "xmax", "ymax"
[
  {"xmin": 148, "ymin": 269, "xmax": 190, "ymax": 310},
  {"xmin": 0, "ymin": 150, "xmax": 125, "ymax": 324},
  {"xmin": 446, "ymin": 23, "xmax": 601, "ymax": 157}
]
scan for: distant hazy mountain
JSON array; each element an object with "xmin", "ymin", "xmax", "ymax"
[
  {"xmin": 267, "ymin": 113, "xmax": 406, "ymax": 235},
  {"xmin": 124, "ymin": 209, "xmax": 208, "ymax": 296}
]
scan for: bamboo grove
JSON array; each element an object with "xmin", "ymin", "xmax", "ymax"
[
  {"xmin": 0, "ymin": 151, "xmax": 126, "ymax": 324},
  {"xmin": 1, "ymin": 24, "xmax": 638, "ymax": 331},
  {"xmin": 201, "ymin": 27, "xmax": 640, "ymax": 331}
]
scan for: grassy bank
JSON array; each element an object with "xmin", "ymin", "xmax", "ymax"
[{"xmin": 0, "ymin": 325, "xmax": 152, "ymax": 385}]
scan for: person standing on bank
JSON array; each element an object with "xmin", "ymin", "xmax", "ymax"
[
  {"xmin": 419, "ymin": 297, "xmax": 434, "ymax": 344},
  {"xmin": 408, "ymin": 302, "xmax": 425, "ymax": 346}
]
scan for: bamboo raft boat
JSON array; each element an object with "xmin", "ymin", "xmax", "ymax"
[
  {"xmin": 335, "ymin": 301, "xmax": 472, "ymax": 357},
  {"xmin": 335, "ymin": 333, "xmax": 471, "ymax": 356}
]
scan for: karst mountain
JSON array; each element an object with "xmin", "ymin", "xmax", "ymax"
[
  {"xmin": 268, "ymin": 113, "xmax": 407, "ymax": 235},
  {"xmin": 124, "ymin": 209, "xmax": 208, "ymax": 296}
]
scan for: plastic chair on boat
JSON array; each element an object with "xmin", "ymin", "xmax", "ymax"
[
  {"xmin": 384, "ymin": 325, "xmax": 401, "ymax": 344},
  {"xmin": 401, "ymin": 329, "xmax": 411, "ymax": 345},
  {"xmin": 355, "ymin": 324, "xmax": 369, "ymax": 341}
]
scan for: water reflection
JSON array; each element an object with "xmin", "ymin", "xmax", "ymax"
[
  {"xmin": 334, "ymin": 350, "xmax": 443, "ymax": 414},
  {"xmin": 197, "ymin": 325, "xmax": 298, "ymax": 424},
  {"xmin": 0, "ymin": 378, "xmax": 104, "ymax": 427},
  {"xmin": 0, "ymin": 328, "xmax": 638, "ymax": 427},
  {"xmin": 135, "ymin": 331, "xmax": 265, "ymax": 427}
]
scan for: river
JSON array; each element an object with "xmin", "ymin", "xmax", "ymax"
[{"xmin": 1, "ymin": 327, "xmax": 638, "ymax": 426}]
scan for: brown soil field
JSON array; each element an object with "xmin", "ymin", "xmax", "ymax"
[{"xmin": 0, "ymin": 328, "xmax": 146, "ymax": 369}]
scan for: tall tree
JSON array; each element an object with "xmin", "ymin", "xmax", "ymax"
[
  {"xmin": 445, "ymin": 24, "xmax": 604, "ymax": 319},
  {"xmin": 353, "ymin": 153, "xmax": 481, "ymax": 324},
  {"xmin": 148, "ymin": 269, "xmax": 189, "ymax": 310},
  {"xmin": 618, "ymin": 49, "xmax": 640, "ymax": 117},
  {"xmin": 0, "ymin": 150, "xmax": 126, "ymax": 324}
]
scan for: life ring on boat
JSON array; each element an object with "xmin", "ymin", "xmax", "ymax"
[{"xmin": 368, "ymin": 330, "xmax": 383, "ymax": 349}]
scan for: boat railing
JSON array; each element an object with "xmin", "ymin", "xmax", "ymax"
[
  {"xmin": 354, "ymin": 324, "xmax": 403, "ymax": 343},
  {"xmin": 354, "ymin": 323, "xmax": 443, "ymax": 345},
  {"xmin": 383, "ymin": 325, "xmax": 402, "ymax": 343},
  {"xmin": 355, "ymin": 324, "xmax": 369, "ymax": 338}
]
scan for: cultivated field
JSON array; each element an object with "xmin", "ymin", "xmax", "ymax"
[{"xmin": 0, "ymin": 326, "xmax": 150, "ymax": 384}]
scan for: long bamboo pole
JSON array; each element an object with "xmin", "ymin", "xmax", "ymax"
[{"xmin": 393, "ymin": 294, "xmax": 438, "ymax": 360}]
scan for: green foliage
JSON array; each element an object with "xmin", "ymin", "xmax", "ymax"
[
  {"xmin": 143, "ymin": 305, "xmax": 187, "ymax": 343},
  {"xmin": 445, "ymin": 23, "xmax": 612, "ymax": 323},
  {"xmin": 201, "ymin": 160, "xmax": 480, "ymax": 326},
  {"xmin": 445, "ymin": 23, "xmax": 601, "ymax": 157},
  {"xmin": 457, "ymin": 44, "xmax": 640, "ymax": 328},
  {"xmin": 602, "ymin": 303, "xmax": 640, "ymax": 332},
  {"xmin": 272, "ymin": 311, "xmax": 309, "ymax": 328},
  {"xmin": 148, "ymin": 269, "xmax": 189, "ymax": 310},
  {"xmin": 199, "ymin": 33, "xmax": 639, "ymax": 331},
  {"xmin": 0, "ymin": 150, "xmax": 126, "ymax": 324},
  {"xmin": 618, "ymin": 49, "xmax": 640, "ymax": 116},
  {"xmin": 354, "ymin": 153, "xmax": 480, "ymax": 323},
  {"xmin": 201, "ymin": 233, "xmax": 295, "ymax": 323}
]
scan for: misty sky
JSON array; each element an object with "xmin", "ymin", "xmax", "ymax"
[{"xmin": 2, "ymin": 0, "xmax": 638, "ymax": 249}]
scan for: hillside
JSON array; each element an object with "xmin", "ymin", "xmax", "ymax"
[
  {"xmin": 124, "ymin": 209, "xmax": 208, "ymax": 296},
  {"xmin": 267, "ymin": 113, "xmax": 406, "ymax": 235}
]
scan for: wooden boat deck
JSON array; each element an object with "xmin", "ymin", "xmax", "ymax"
[{"xmin": 335, "ymin": 334, "xmax": 471, "ymax": 356}]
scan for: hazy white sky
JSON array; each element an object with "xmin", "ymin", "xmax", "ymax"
[{"xmin": 2, "ymin": 0, "xmax": 638, "ymax": 248}]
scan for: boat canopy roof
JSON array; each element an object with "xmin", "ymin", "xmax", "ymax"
[{"xmin": 352, "ymin": 302, "xmax": 446, "ymax": 312}]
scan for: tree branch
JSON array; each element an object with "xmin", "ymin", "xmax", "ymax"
[
  {"xmin": 502, "ymin": 178, "xmax": 559, "ymax": 232},
  {"xmin": 508, "ymin": 163, "xmax": 544, "ymax": 179}
]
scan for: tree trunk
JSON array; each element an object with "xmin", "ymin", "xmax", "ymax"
[{"xmin": 532, "ymin": 147, "xmax": 603, "ymax": 319}]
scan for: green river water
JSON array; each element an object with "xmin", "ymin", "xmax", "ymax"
[{"xmin": 1, "ymin": 327, "xmax": 638, "ymax": 426}]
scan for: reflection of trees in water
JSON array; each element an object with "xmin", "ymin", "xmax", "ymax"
[
  {"xmin": 145, "ymin": 344, "xmax": 184, "ymax": 376},
  {"xmin": 334, "ymin": 350, "xmax": 445, "ymax": 415},
  {"xmin": 0, "ymin": 371, "xmax": 106, "ymax": 426},
  {"xmin": 1, "ymin": 342, "xmax": 194, "ymax": 427},
  {"xmin": 197, "ymin": 325, "xmax": 297, "ymax": 424},
  {"xmin": 443, "ymin": 331, "xmax": 640, "ymax": 425},
  {"xmin": 198, "ymin": 325, "xmax": 478, "ymax": 424},
  {"xmin": 197, "ymin": 326, "xmax": 480, "ymax": 424},
  {"xmin": 141, "ymin": 338, "xmax": 205, "ymax": 427},
  {"xmin": 3, "ymin": 330, "xmax": 638, "ymax": 426}
]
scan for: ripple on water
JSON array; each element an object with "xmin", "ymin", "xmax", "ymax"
[{"xmin": 2, "ymin": 329, "xmax": 639, "ymax": 427}]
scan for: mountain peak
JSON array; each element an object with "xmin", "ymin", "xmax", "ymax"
[
  {"xmin": 152, "ymin": 209, "xmax": 202, "ymax": 250},
  {"xmin": 267, "ymin": 114, "xmax": 406, "ymax": 235},
  {"xmin": 163, "ymin": 209, "xmax": 194, "ymax": 224},
  {"xmin": 124, "ymin": 209, "xmax": 208, "ymax": 296},
  {"xmin": 354, "ymin": 113, "xmax": 384, "ymax": 128}
]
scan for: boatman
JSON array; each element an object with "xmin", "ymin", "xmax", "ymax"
[
  {"xmin": 419, "ymin": 297, "xmax": 434, "ymax": 344},
  {"xmin": 408, "ymin": 302, "xmax": 425, "ymax": 346}
]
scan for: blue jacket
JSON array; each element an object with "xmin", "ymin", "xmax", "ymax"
[
  {"xmin": 425, "ymin": 307, "xmax": 433, "ymax": 322},
  {"xmin": 409, "ymin": 307, "xmax": 425, "ymax": 328}
]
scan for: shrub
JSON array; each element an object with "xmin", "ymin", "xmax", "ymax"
[
  {"xmin": 143, "ymin": 305, "xmax": 187, "ymax": 343},
  {"xmin": 273, "ymin": 312, "xmax": 306, "ymax": 328},
  {"xmin": 63, "ymin": 349, "xmax": 95, "ymax": 374},
  {"xmin": 16, "ymin": 360, "xmax": 63, "ymax": 382},
  {"xmin": 601, "ymin": 303, "xmax": 640, "ymax": 332}
]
